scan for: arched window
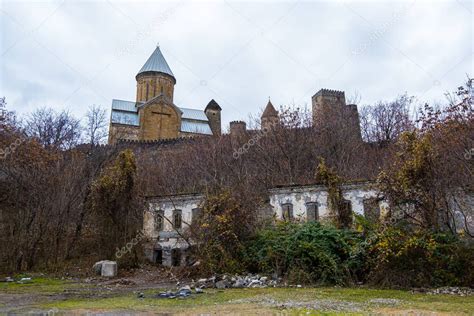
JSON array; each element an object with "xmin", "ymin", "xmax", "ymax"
[
  {"xmin": 281, "ymin": 203, "xmax": 293, "ymax": 221},
  {"xmin": 306, "ymin": 202, "xmax": 319, "ymax": 222},
  {"xmin": 173, "ymin": 209, "xmax": 182, "ymax": 229},
  {"xmin": 155, "ymin": 210, "xmax": 164, "ymax": 231},
  {"xmin": 146, "ymin": 83, "xmax": 149, "ymax": 100}
]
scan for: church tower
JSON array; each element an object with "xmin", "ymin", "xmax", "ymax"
[
  {"xmin": 108, "ymin": 45, "xmax": 222, "ymax": 144},
  {"xmin": 136, "ymin": 45, "xmax": 176, "ymax": 103},
  {"xmin": 261, "ymin": 99, "xmax": 279, "ymax": 129},
  {"xmin": 136, "ymin": 46, "xmax": 181, "ymax": 140}
]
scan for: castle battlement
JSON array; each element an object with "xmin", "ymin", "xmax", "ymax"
[{"xmin": 312, "ymin": 89, "xmax": 345, "ymax": 99}]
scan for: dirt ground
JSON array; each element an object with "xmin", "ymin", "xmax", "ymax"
[{"xmin": 1, "ymin": 267, "xmax": 473, "ymax": 315}]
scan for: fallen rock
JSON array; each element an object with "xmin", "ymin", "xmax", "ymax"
[
  {"xmin": 177, "ymin": 288, "xmax": 192, "ymax": 297},
  {"xmin": 216, "ymin": 280, "xmax": 229, "ymax": 289},
  {"xmin": 101, "ymin": 261, "xmax": 117, "ymax": 277},
  {"xmin": 248, "ymin": 280, "xmax": 264, "ymax": 288},
  {"xmin": 232, "ymin": 278, "xmax": 246, "ymax": 288},
  {"xmin": 179, "ymin": 285, "xmax": 192, "ymax": 292},
  {"xmin": 92, "ymin": 261, "xmax": 106, "ymax": 275},
  {"xmin": 195, "ymin": 287, "xmax": 204, "ymax": 294},
  {"xmin": 426, "ymin": 287, "xmax": 473, "ymax": 296},
  {"xmin": 18, "ymin": 277, "xmax": 32, "ymax": 284}
]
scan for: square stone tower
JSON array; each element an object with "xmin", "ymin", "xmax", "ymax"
[{"xmin": 312, "ymin": 89, "xmax": 361, "ymax": 140}]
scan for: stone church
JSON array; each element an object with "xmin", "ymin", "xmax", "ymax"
[
  {"xmin": 108, "ymin": 46, "xmax": 222, "ymax": 144},
  {"xmin": 109, "ymin": 45, "xmax": 363, "ymax": 144}
]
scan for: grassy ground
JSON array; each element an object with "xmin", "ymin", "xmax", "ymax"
[{"xmin": 1, "ymin": 277, "xmax": 473, "ymax": 315}]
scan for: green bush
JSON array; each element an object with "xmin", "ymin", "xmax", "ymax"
[
  {"xmin": 362, "ymin": 226, "xmax": 474, "ymax": 288},
  {"xmin": 245, "ymin": 222, "xmax": 474, "ymax": 288},
  {"xmin": 245, "ymin": 221, "xmax": 361, "ymax": 285}
]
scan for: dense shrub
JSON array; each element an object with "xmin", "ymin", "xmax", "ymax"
[
  {"xmin": 245, "ymin": 222, "xmax": 474, "ymax": 288},
  {"xmin": 245, "ymin": 222, "xmax": 361, "ymax": 285},
  {"xmin": 362, "ymin": 226, "xmax": 474, "ymax": 288},
  {"xmin": 189, "ymin": 190, "xmax": 256, "ymax": 275}
]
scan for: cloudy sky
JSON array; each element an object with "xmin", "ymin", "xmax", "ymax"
[{"xmin": 1, "ymin": 0, "xmax": 472, "ymax": 129}]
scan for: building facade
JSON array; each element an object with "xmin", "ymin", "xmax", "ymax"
[
  {"xmin": 109, "ymin": 46, "xmax": 365, "ymax": 144},
  {"xmin": 108, "ymin": 46, "xmax": 222, "ymax": 144},
  {"xmin": 143, "ymin": 182, "xmax": 388, "ymax": 266}
]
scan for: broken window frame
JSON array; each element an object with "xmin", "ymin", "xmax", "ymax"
[
  {"xmin": 192, "ymin": 208, "xmax": 202, "ymax": 224},
  {"xmin": 155, "ymin": 210, "xmax": 165, "ymax": 231},
  {"xmin": 281, "ymin": 203, "xmax": 293, "ymax": 221},
  {"xmin": 173, "ymin": 209, "xmax": 182, "ymax": 229},
  {"xmin": 306, "ymin": 202, "xmax": 319, "ymax": 222}
]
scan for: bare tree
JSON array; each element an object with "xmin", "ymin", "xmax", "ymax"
[
  {"xmin": 24, "ymin": 107, "xmax": 82, "ymax": 149},
  {"xmin": 85, "ymin": 105, "xmax": 108, "ymax": 145},
  {"xmin": 346, "ymin": 90, "xmax": 362, "ymax": 105},
  {"xmin": 360, "ymin": 94, "xmax": 414, "ymax": 144}
]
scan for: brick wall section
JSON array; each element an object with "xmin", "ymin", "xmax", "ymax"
[
  {"xmin": 108, "ymin": 124, "xmax": 140, "ymax": 144},
  {"xmin": 138, "ymin": 100, "xmax": 181, "ymax": 140},
  {"xmin": 136, "ymin": 73, "xmax": 175, "ymax": 103},
  {"xmin": 205, "ymin": 109, "xmax": 221, "ymax": 136}
]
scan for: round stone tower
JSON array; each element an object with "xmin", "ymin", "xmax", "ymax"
[{"xmin": 136, "ymin": 46, "xmax": 176, "ymax": 103}]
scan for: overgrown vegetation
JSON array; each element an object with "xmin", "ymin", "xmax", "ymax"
[
  {"xmin": 189, "ymin": 190, "xmax": 258, "ymax": 274},
  {"xmin": 0, "ymin": 78, "xmax": 472, "ymax": 291},
  {"xmin": 246, "ymin": 222, "xmax": 359, "ymax": 285},
  {"xmin": 315, "ymin": 159, "xmax": 352, "ymax": 229},
  {"xmin": 245, "ymin": 222, "xmax": 474, "ymax": 287}
]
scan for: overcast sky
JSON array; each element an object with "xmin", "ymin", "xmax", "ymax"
[{"xmin": 1, "ymin": 0, "xmax": 472, "ymax": 129}]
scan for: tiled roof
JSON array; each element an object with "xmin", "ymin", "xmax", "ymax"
[
  {"xmin": 137, "ymin": 46, "xmax": 175, "ymax": 80},
  {"xmin": 262, "ymin": 100, "xmax": 278, "ymax": 118},
  {"xmin": 205, "ymin": 99, "xmax": 222, "ymax": 111}
]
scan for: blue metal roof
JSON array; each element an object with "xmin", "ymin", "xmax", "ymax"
[
  {"xmin": 110, "ymin": 98, "xmax": 212, "ymax": 135},
  {"xmin": 180, "ymin": 107, "xmax": 208, "ymax": 121},
  {"xmin": 112, "ymin": 99, "xmax": 139, "ymax": 112},
  {"xmin": 137, "ymin": 46, "xmax": 175, "ymax": 80},
  {"xmin": 181, "ymin": 120, "xmax": 213, "ymax": 135},
  {"xmin": 111, "ymin": 110, "xmax": 139, "ymax": 126}
]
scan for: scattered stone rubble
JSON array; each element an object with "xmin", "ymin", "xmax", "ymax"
[
  {"xmin": 2, "ymin": 277, "xmax": 31, "ymax": 284},
  {"xmin": 137, "ymin": 285, "xmax": 204, "ymax": 300},
  {"xmin": 193, "ymin": 274, "xmax": 280, "ymax": 289},
  {"xmin": 426, "ymin": 287, "xmax": 473, "ymax": 296},
  {"xmin": 139, "ymin": 274, "xmax": 280, "ymax": 300}
]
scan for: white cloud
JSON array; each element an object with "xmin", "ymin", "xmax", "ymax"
[{"xmin": 1, "ymin": 0, "xmax": 472, "ymax": 127}]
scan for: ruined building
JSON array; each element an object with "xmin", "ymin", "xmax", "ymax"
[{"xmin": 143, "ymin": 182, "xmax": 385, "ymax": 266}]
